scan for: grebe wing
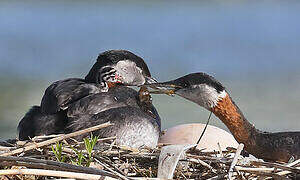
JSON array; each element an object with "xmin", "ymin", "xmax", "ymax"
[
  {"xmin": 18, "ymin": 106, "xmax": 67, "ymax": 140},
  {"xmin": 41, "ymin": 78, "xmax": 101, "ymax": 114},
  {"xmin": 66, "ymin": 86, "xmax": 160, "ymax": 124},
  {"xmin": 67, "ymin": 86, "xmax": 139, "ymax": 116},
  {"xmin": 67, "ymin": 93, "xmax": 129, "ymax": 116}
]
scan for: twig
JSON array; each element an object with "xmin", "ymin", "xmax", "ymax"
[
  {"xmin": 277, "ymin": 168, "xmax": 300, "ymax": 176},
  {"xmin": 186, "ymin": 158, "xmax": 217, "ymax": 173},
  {"xmin": 77, "ymin": 136, "xmax": 116, "ymax": 145},
  {"xmin": 0, "ymin": 168, "xmax": 117, "ymax": 180},
  {"xmin": 275, "ymin": 159, "xmax": 300, "ymax": 176},
  {"xmin": 286, "ymin": 159, "xmax": 300, "ymax": 167},
  {"xmin": 102, "ymin": 151, "xmax": 159, "ymax": 159},
  {"xmin": 217, "ymin": 142, "xmax": 223, "ymax": 157},
  {"xmin": 187, "ymin": 154, "xmax": 233, "ymax": 165},
  {"xmin": 235, "ymin": 167, "xmax": 289, "ymax": 180},
  {"xmin": 207, "ymin": 173, "xmax": 227, "ymax": 180},
  {"xmin": 0, "ymin": 146, "xmax": 16, "ymax": 151},
  {"xmin": 0, "ymin": 156, "xmax": 117, "ymax": 178},
  {"xmin": 32, "ymin": 134, "xmax": 63, "ymax": 141},
  {"xmin": 94, "ymin": 157, "xmax": 129, "ymax": 180},
  {"xmin": 251, "ymin": 161, "xmax": 300, "ymax": 174},
  {"xmin": 228, "ymin": 143, "xmax": 244, "ymax": 180},
  {"xmin": 234, "ymin": 166, "xmax": 275, "ymax": 172},
  {"xmin": 0, "ymin": 161, "xmax": 69, "ymax": 172},
  {"xmin": 0, "ymin": 122, "xmax": 112, "ymax": 156}
]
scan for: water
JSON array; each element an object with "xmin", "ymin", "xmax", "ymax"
[{"xmin": 1, "ymin": 0, "xmax": 300, "ymax": 139}]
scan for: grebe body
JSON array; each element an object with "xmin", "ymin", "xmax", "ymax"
[{"xmin": 18, "ymin": 50, "xmax": 161, "ymax": 148}]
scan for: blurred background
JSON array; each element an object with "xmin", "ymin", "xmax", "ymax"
[{"xmin": 1, "ymin": 0, "xmax": 300, "ymax": 139}]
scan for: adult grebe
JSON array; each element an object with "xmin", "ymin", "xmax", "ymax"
[
  {"xmin": 149, "ymin": 72, "xmax": 300, "ymax": 162},
  {"xmin": 41, "ymin": 50, "xmax": 156, "ymax": 115},
  {"xmin": 18, "ymin": 50, "xmax": 161, "ymax": 148}
]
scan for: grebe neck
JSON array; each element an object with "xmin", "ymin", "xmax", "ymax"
[
  {"xmin": 212, "ymin": 92, "xmax": 300, "ymax": 162},
  {"xmin": 211, "ymin": 93, "xmax": 258, "ymax": 148}
]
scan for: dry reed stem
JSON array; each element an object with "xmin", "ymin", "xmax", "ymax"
[
  {"xmin": 187, "ymin": 158, "xmax": 217, "ymax": 173},
  {"xmin": 235, "ymin": 166, "xmax": 275, "ymax": 172},
  {"xmin": 251, "ymin": 161, "xmax": 300, "ymax": 174},
  {"xmin": 0, "ymin": 168, "xmax": 117, "ymax": 180},
  {"xmin": 228, "ymin": 143, "xmax": 244, "ymax": 179},
  {"xmin": 0, "ymin": 147, "xmax": 15, "ymax": 151},
  {"xmin": 94, "ymin": 158, "xmax": 129, "ymax": 180},
  {"xmin": 276, "ymin": 159, "xmax": 300, "ymax": 176},
  {"xmin": 287, "ymin": 159, "xmax": 300, "ymax": 167},
  {"xmin": 277, "ymin": 167, "xmax": 300, "ymax": 176},
  {"xmin": 217, "ymin": 142, "xmax": 223, "ymax": 157},
  {"xmin": 0, "ymin": 156, "xmax": 117, "ymax": 178},
  {"xmin": 234, "ymin": 168, "xmax": 290, "ymax": 180}
]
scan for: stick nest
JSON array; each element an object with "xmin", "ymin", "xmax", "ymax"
[{"xmin": 0, "ymin": 126, "xmax": 299, "ymax": 180}]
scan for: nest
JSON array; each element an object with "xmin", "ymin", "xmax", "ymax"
[{"xmin": 0, "ymin": 122, "xmax": 299, "ymax": 180}]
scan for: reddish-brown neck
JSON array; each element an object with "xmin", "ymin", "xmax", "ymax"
[
  {"xmin": 211, "ymin": 94, "xmax": 257, "ymax": 147},
  {"xmin": 211, "ymin": 94, "xmax": 300, "ymax": 162}
]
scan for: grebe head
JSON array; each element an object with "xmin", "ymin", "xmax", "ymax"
[
  {"xmin": 85, "ymin": 50, "xmax": 157, "ymax": 89},
  {"xmin": 150, "ymin": 72, "xmax": 227, "ymax": 110}
]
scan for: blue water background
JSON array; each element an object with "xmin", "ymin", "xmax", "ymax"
[{"xmin": 0, "ymin": 0, "xmax": 300, "ymax": 139}]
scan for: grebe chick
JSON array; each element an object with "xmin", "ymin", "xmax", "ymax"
[
  {"xmin": 18, "ymin": 50, "xmax": 160, "ymax": 147},
  {"xmin": 150, "ymin": 72, "xmax": 300, "ymax": 162}
]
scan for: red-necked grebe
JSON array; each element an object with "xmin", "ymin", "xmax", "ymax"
[{"xmin": 149, "ymin": 72, "xmax": 300, "ymax": 162}]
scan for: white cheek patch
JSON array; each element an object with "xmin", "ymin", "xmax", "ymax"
[
  {"xmin": 176, "ymin": 84, "xmax": 227, "ymax": 110},
  {"xmin": 218, "ymin": 89, "xmax": 227, "ymax": 99},
  {"xmin": 113, "ymin": 60, "xmax": 145, "ymax": 85}
]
